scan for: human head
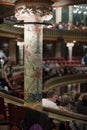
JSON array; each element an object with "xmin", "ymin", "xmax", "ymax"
[
  {"xmin": 74, "ymin": 93, "xmax": 81, "ymax": 101},
  {"xmin": 47, "ymin": 90, "xmax": 58, "ymax": 103},
  {"xmin": 60, "ymin": 95, "xmax": 70, "ymax": 106},
  {"xmin": 82, "ymin": 94, "xmax": 87, "ymax": 106}
]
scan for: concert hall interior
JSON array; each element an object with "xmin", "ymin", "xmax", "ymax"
[{"xmin": 0, "ymin": 0, "xmax": 87, "ymax": 130}]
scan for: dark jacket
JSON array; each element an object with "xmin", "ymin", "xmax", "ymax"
[
  {"xmin": 20, "ymin": 107, "xmax": 53, "ymax": 130},
  {"xmin": 76, "ymin": 100, "xmax": 87, "ymax": 115}
]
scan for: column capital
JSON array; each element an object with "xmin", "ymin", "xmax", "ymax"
[
  {"xmin": 66, "ymin": 42, "xmax": 74, "ymax": 60},
  {"xmin": 15, "ymin": 0, "xmax": 52, "ymax": 22},
  {"xmin": 66, "ymin": 42, "xmax": 74, "ymax": 48}
]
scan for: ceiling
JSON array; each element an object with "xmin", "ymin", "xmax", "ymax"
[
  {"xmin": 53, "ymin": 0, "xmax": 87, "ymax": 7},
  {"xmin": 0, "ymin": 0, "xmax": 87, "ymax": 19}
]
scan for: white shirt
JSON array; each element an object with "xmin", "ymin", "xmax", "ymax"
[
  {"xmin": 42, "ymin": 98, "xmax": 59, "ymax": 109},
  {"xmin": 0, "ymin": 51, "xmax": 7, "ymax": 59}
]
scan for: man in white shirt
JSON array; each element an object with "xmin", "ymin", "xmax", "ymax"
[
  {"xmin": 0, "ymin": 49, "xmax": 7, "ymax": 67},
  {"xmin": 42, "ymin": 90, "xmax": 59, "ymax": 109},
  {"xmin": 0, "ymin": 49, "xmax": 7, "ymax": 60}
]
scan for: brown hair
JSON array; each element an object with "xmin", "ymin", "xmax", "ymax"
[
  {"xmin": 47, "ymin": 91, "xmax": 56, "ymax": 98},
  {"xmin": 60, "ymin": 95, "xmax": 70, "ymax": 106}
]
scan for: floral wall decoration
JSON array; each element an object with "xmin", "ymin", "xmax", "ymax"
[{"xmin": 24, "ymin": 24, "xmax": 43, "ymax": 103}]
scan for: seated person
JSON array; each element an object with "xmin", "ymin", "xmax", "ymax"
[
  {"xmin": 0, "ymin": 49, "xmax": 7, "ymax": 67},
  {"xmin": 59, "ymin": 94, "xmax": 71, "ymax": 111},
  {"xmin": 0, "ymin": 49, "xmax": 7, "ymax": 60},
  {"xmin": 71, "ymin": 93, "xmax": 87, "ymax": 130},
  {"xmin": 81, "ymin": 53, "xmax": 87, "ymax": 66},
  {"xmin": 76, "ymin": 93, "xmax": 87, "ymax": 115},
  {"xmin": 2, "ymin": 60, "xmax": 13, "ymax": 92},
  {"xmin": 42, "ymin": 90, "xmax": 59, "ymax": 109}
]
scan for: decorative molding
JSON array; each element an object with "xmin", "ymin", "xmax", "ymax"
[{"xmin": 0, "ymin": 23, "xmax": 23, "ymax": 34}]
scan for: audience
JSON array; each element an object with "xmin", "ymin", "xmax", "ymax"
[{"xmin": 55, "ymin": 21, "xmax": 87, "ymax": 31}]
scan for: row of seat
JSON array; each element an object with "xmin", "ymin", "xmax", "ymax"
[
  {"xmin": 43, "ymin": 59, "xmax": 83, "ymax": 67},
  {"xmin": 0, "ymin": 96, "xmax": 53, "ymax": 130},
  {"xmin": 6, "ymin": 73, "xmax": 24, "ymax": 99}
]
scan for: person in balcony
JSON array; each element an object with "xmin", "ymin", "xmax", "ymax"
[
  {"xmin": 42, "ymin": 90, "xmax": 59, "ymax": 130},
  {"xmin": 74, "ymin": 93, "xmax": 87, "ymax": 130},
  {"xmin": 0, "ymin": 49, "xmax": 7, "ymax": 68},
  {"xmin": 76, "ymin": 93, "xmax": 87, "ymax": 115},
  {"xmin": 42, "ymin": 90, "xmax": 59, "ymax": 109},
  {"xmin": 0, "ymin": 49, "xmax": 7, "ymax": 60},
  {"xmin": 59, "ymin": 94, "xmax": 71, "ymax": 111},
  {"xmin": 2, "ymin": 60, "xmax": 13, "ymax": 93},
  {"xmin": 81, "ymin": 53, "xmax": 87, "ymax": 66}
]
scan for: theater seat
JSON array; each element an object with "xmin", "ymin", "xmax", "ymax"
[
  {"xmin": 0, "ymin": 96, "xmax": 7, "ymax": 121},
  {"xmin": 20, "ymin": 107, "xmax": 53, "ymax": 130},
  {"xmin": 7, "ymin": 103, "xmax": 27, "ymax": 130}
]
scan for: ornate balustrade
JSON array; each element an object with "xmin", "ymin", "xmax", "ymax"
[
  {"xmin": 43, "ymin": 28, "xmax": 87, "ymax": 42},
  {"xmin": 44, "ymin": 74, "xmax": 87, "ymax": 91},
  {"xmin": 43, "ymin": 107, "xmax": 87, "ymax": 124},
  {"xmin": 0, "ymin": 91, "xmax": 24, "ymax": 105},
  {"xmin": 0, "ymin": 23, "xmax": 87, "ymax": 41}
]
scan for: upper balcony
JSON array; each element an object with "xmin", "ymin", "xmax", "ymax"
[
  {"xmin": 43, "ymin": 28, "xmax": 87, "ymax": 42},
  {"xmin": 0, "ymin": 22, "xmax": 87, "ymax": 42}
]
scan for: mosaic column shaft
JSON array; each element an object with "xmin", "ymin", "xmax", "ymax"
[
  {"xmin": 24, "ymin": 24, "xmax": 43, "ymax": 104},
  {"xmin": 18, "ymin": 46, "xmax": 24, "ymax": 65},
  {"xmin": 55, "ymin": 7, "xmax": 62, "ymax": 24},
  {"xmin": 68, "ymin": 6, "xmax": 73, "ymax": 25},
  {"xmin": 15, "ymin": 0, "xmax": 52, "ymax": 107}
]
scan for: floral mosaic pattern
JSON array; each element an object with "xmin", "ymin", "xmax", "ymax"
[{"xmin": 24, "ymin": 24, "xmax": 43, "ymax": 103}]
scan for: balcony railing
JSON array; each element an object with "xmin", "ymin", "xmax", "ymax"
[
  {"xmin": 44, "ymin": 73, "xmax": 87, "ymax": 91},
  {"xmin": 0, "ymin": 23, "xmax": 87, "ymax": 42},
  {"xmin": 43, "ymin": 28, "xmax": 87, "ymax": 42}
]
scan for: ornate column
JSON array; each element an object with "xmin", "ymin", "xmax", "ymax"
[
  {"xmin": 17, "ymin": 41, "xmax": 24, "ymax": 65},
  {"xmin": 67, "ymin": 84, "xmax": 71, "ymax": 92},
  {"xmin": 15, "ymin": 0, "xmax": 52, "ymax": 107},
  {"xmin": 55, "ymin": 7, "xmax": 62, "ymax": 24},
  {"xmin": 77, "ymin": 83, "xmax": 80, "ymax": 93},
  {"xmin": 68, "ymin": 6, "xmax": 73, "ymax": 25},
  {"xmin": 66, "ymin": 43, "xmax": 74, "ymax": 60}
]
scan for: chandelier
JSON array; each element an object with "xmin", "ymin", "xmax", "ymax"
[{"xmin": 15, "ymin": 0, "xmax": 53, "ymax": 22}]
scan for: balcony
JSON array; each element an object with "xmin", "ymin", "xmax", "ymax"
[
  {"xmin": 0, "ymin": 23, "xmax": 87, "ymax": 42},
  {"xmin": 43, "ymin": 28, "xmax": 87, "ymax": 42}
]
